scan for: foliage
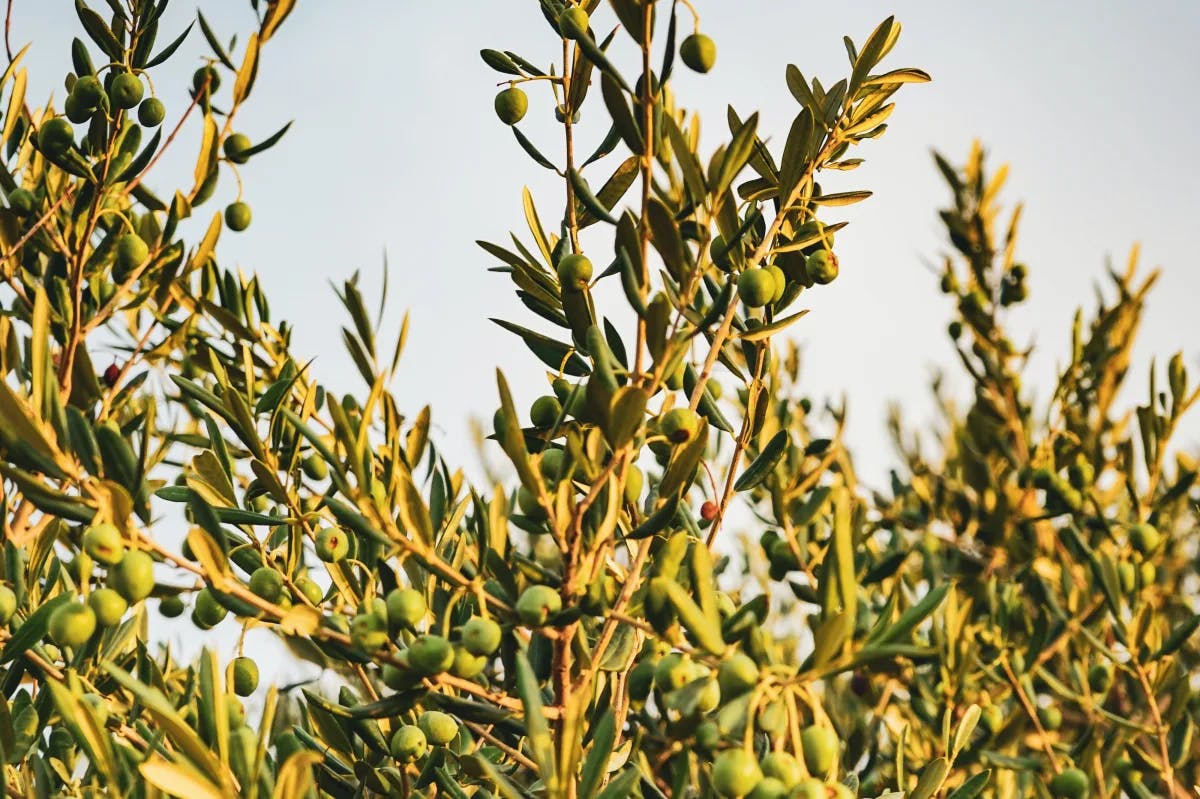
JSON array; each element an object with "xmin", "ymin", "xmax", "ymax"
[{"xmin": 0, "ymin": 1, "xmax": 1194, "ymax": 799}]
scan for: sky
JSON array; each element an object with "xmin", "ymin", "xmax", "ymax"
[{"xmin": 14, "ymin": 2, "xmax": 1200, "ymax": 680}]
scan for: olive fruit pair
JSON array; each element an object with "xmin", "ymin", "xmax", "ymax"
[{"xmin": 737, "ymin": 266, "xmax": 785, "ymax": 308}]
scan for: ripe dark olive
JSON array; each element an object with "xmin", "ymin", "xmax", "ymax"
[
  {"xmin": 138, "ymin": 97, "xmax": 166, "ymax": 127},
  {"xmin": 494, "ymin": 87, "xmax": 528, "ymax": 125},
  {"xmin": 680, "ymin": 33, "xmax": 717, "ymax": 73}
]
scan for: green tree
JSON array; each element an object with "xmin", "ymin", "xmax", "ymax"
[{"xmin": 0, "ymin": 2, "xmax": 1194, "ymax": 799}]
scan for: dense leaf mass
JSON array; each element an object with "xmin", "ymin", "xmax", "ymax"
[{"xmin": 0, "ymin": 2, "xmax": 1193, "ymax": 798}]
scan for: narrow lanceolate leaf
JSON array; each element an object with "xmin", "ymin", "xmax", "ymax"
[
  {"xmin": 908, "ymin": 757, "xmax": 950, "ymax": 799},
  {"xmin": 869, "ymin": 583, "xmax": 951, "ymax": 646},
  {"xmin": 578, "ymin": 710, "xmax": 616, "ymax": 798},
  {"xmin": 514, "ymin": 652, "xmax": 558, "ymax": 794},
  {"xmin": 734, "ymin": 430, "xmax": 790, "ymax": 491},
  {"xmin": 738, "ymin": 310, "xmax": 810, "ymax": 341},
  {"xmin": 568, "ymin": 168, "xmax": 617, "ymax": 225},
  {"xmin": 1150, "ymin": 614, "xmax": 1200, "ymax": 660},
  {"xmin": 656, "ymin": 576, "xmax": 726, "ymax": 655},
  {"xmin": 139, "ymin": 757, "xmax": 229, "ymax": 799},
  {"xmin": 946, "ymin": 771, "xmax": 991, "ymax": 799}
]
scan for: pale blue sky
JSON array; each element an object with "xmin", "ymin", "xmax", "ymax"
[
  {"xmin": 19, "ymin": 2, "xmax": 1200, "ymax": 483},
  {"xmin": 15, "ymin": 0, "xmax": 1200, "ymax": 687}
]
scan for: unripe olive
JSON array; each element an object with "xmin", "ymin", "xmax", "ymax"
[
  {"xmin": 737, "ymin": 268, "xmax": 775, "ymax": 308},
  {"xmin": 8, "ymin": 188, "xmax": 35, "ymax": 216},
  {"xmin": 800, "ymin": 725, "xmax": 838, "ymax": 776},
  {"xmin": 407, "ymin": 634, "xmax": 455, "ymax": 675},
  {"xmin": 718, "ymin": 652, "xmax": 759, "ymax": 699},
  {"xmin": 680, "ymin": 33, "xmax": 717, "ymax": 73},
  {"xmin": 225, "ymin": 201, "xmax": 252, "ymax": 232},
  {"xmin": 418, "ymin": 710, "xmax": 458, "ymax": 745},
  {"xmin": 695, "ymin": 720, "xmax": 721, "ymax": 752},
  {"xmin": 654, "ymin": 652, "xmax": 691, "ymax": 692},
  {"xmin": 114, "ymin": 234, "xmax": 149, "ymax": 280},
  {"xmin": 109, "ymin": 72, "xmax": 144, "ymax": 109},
  {"xmin": 386, "ymin": 588, "xmax": 426, "ymax": 629},
  {"xmin": 87, "ymin": 588, "xmax": 127, "ymax": 627},
  {"xmin": 65, "ymin": 91, "xmax": 92, "ymax": 124},
  {"xmin": 1128, "ymin": 523, "xmax": 1161, "ymax": 556},
  {"xmin": 790, "ymin": 780, "xmax": 826, "ymax": 799},
  {"xmin": 540, "ymin": 448, "xmax": 565, "ymax": 483},
  {"xmin": 756, "ymin": 701, "xmax": 787, "ymax": 735},
  {"xmin": 516, "ymin": 585, "xmax": 561, "ymax": 627},
  {"xmin": 530, "ymin": 395, "xmax": 562, "ymax": 428},
  {"xmin": 38, "ymin": 118, "xmax": 75, "ymax": 158},
  {"xmin": 315, "ymin": 527, "xmax": 350, "ymax": 562},
  {"xmin": 660, "ymin": 407, "xmax": 700, "ymax": 443},
  {"xmin": 49, "ymin": 602, "xmax": 96, "ymax": 648},
  {"xmin": 72, "ymin": 75, "xmax": 103, "ymax": 109},
  {"xmin": 461, "ymin": 616, "xmax": 503, "ymax": 656},
  {"xmin": 557, "ymin": 253, "xmax": 593, "ymax": 291},
  {"xmin": 194, "ymin": 587, "xmax": 228, "ymax": 627},
  {"xmin": 712, "ymin": 748, "xmax": 763, "ymax": 797},
  {"xmin": 109, "ymin": 550, "xmax": 155, "ymax": 603},
  {"xmin": 1087, "ymin": 663, "xmax": 1113, "ymax": 694},
  {"xmin": 766, "ymin": 264, "xmax": 787, "ymax": 303},
  {"xmin": 248, "ymin": 567, "xmax": 285, "ymax": 603},
  {"xmin": 746, "ymin": 777, "xmax": 787, "ymax": 799},
  {"xmin": 82, "ymin": 523, "xmax": 125, "ymax": 566},
  {"xmin": 193, "ymin": 66, "xmax": 220, "ymax": 95},
  {"xmin": 159, "ymin": 594, "xmax": 185, "ymax": 618},
  {"xmin": 1048, "ymin": 767, "xmax": 1088, "ymax": 799},
  {"xmin": 517, "ymin": 485, "xmax": 546, "ymax": 520},
  {"xmin": 231, "ymin": 656, "xmax": 259, "ymax": 696},
  {"xmin": 0, "ymin": 586, "xmax": 17, "ymax": 625},
  {"xmin": 295, "ymin": 577, "xmax": 324, "ymax": 605},
  {"xmin": 494, "ymin": 87, "xmax": 528, "ymax": 125},
  {"xmin": 624, "ymin": 464, "xmax": 644, "ymax": 504},
  {"xmin": 806, "ymin": 250, "xmax": 838, "ymax": 284},
  {"xmin": 450, "ymin": 646, "xmax": 488, "ymax": 679},
  {"xmin": 390, "ymin": 724, "xmax": 427, "ymax": 763},
  {"xmin": 558, "ymin": 6, "xmax": 589, "ymax": 39},
  {"xmin": 301, "ymin": 454, "xmax": 328, "ymax": 481},
  {"xmin": 224, "ymin": 133, "xmax": 252, "ymax": 164},
  {"xmin": 138, "ymin": 97, "xmax": 166, "ymax": 127},
  {"xmin": 1038, "ymin": 705, "xmax": 1062, "ymax": 731},
  {"xmin": 350, "ymin": 612, "xmax": 388, "ymax": 651},
  {"xmin": 760, "ymin": 751, "xmax": 802, "ymax": 787}
]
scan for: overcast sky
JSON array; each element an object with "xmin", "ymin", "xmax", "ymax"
[{"xmin": 15, "ymin": 2, "xmax": 1200, "ymax": 678}]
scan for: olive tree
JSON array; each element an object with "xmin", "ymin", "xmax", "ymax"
[{"xmin": 0, "ymin": 1, "xmax": 1194, "ymax": 799}]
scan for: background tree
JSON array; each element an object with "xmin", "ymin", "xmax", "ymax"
[{"xmin": 0, "ymin": 2, "xmax": 1193, "ymax": 799}]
